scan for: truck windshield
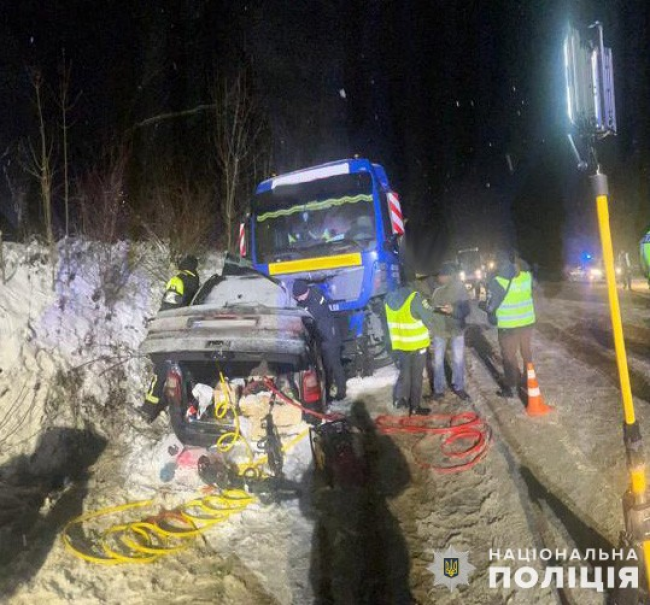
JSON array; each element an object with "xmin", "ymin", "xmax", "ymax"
[
  {"xmin": 458, "ymin": 250, "xmax": 481, "ymax": 271},
  {"xmin": 252, "ymin": 172, "xmax": 376, "ymax": 263}
]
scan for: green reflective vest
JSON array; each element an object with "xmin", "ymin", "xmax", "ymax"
[
  {"xmin": 165, "ymin": 269, "xmax": 196, "ymax": 296},
  {"xmin": 495, "ymin": 272, "xmax": 536, "ymax": 329},
  {"xmin": 385, "ymin": 292, "xmax": 431, "ymax": 351}
]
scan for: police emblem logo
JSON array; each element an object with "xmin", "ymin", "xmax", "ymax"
[
  {"xmin": 428, "ymin": 545, "xmax": 475, "ymax": 591},
  {"xmin": 444, "ymin": 558, "xmax": 459, "ymax": 578}
]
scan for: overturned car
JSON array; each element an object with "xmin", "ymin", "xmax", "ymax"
[{"xmin": 140, "ymin": 256, "xmax": 326, "ymax": 448}]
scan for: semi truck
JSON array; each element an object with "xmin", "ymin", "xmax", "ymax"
[{"xmin": 239, "ymin": 158, "xmax": 404, "ymax": 376}]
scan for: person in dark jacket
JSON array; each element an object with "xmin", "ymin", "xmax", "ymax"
[
  {"xmin": 427, "ymin": 263, "xmax": 471, "ymax": 401},
  {"xmin": 293, "ymin": 280, "xmax": 347, "ymax": 401},
  {"xmin": 137, "ymin": 256, "xmax": 200, "ymax": 422},
  {"xmin": 385, "ymin": 283, "xmax": 436, "ymax": 415},
  {"xmin": 484, "ymin": 249, "xmax": 536, "ymax": 399}
]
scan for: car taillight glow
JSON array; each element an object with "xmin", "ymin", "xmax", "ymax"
[{"xmin": 302, "ymin": 369, "xmax": 322, "ymax": 404}]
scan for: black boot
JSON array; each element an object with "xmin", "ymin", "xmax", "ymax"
[{"xmin": 410, "ymin": 405, "xmax": 431, "ymax": 416}]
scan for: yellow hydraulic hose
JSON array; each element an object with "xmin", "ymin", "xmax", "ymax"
[
  {"xmin": 62, "ymin": 489, "xmax": 256, "ymax": 565},
  {"xmin": 63, "ymin": 385, "xmax": 308, "ymax": 564},
  {"xmin": 63, "ymin": 373, "xmax": 309, "ymax": 565}
]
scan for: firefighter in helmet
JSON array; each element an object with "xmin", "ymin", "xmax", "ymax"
[{"xmin": 137, "ymin": 256, "xmax": 200, "ymax": 422}]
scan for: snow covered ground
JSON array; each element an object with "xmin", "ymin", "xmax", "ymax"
[{"xmin": 1, "ymin": 242, "xmax": 649, "ymax": 604}]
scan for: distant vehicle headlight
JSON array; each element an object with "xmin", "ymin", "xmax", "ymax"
[
  {"xmin": 459, "ymin": 271, "xmax": 466, "ymax": 281},
  {"xmin": 615, "ymin": 266, "xmax": 622, "ymax": 275},
  {"xmin": 475, "ymin": 269, "xmax": 482, "ymax": 279},
  {"xmin": 589, "ymin": 268, "xmax": 603, "ymax": 279},
  {"xmin": 488, "ymin": 261, "xmax": 495, "ymax": 270}
]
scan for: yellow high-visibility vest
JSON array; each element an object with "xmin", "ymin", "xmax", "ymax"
[
  {"xmin": 495, "ymin": 271, "xmax": 536, "ymax": 328},
  {"xmin": 385, "ymin": 291, "xmax": 431, "ymax": 351}
]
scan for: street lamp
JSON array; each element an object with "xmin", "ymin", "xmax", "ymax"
[{"xmin": 564, "ymin": 21, "xmax": 650, "ymax": 600}]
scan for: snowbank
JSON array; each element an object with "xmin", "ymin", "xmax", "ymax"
[{"xmin": 0, "ymin": 238, "xmax": 222, "ymax": 466}]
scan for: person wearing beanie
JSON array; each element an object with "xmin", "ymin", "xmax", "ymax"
[
  {"xmin": 293, "ymin": 280, "xmax": 347, "ymax": 402},
  {"xmin": 137, "ymin": 255, "xmax": 201, "ymax": 423},
  {"xmin": 427, "ymin": 262, "xmax": 471, "ymax": 402}
]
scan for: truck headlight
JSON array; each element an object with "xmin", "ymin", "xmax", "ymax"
[
  {"xmin": 459, "ymin": 271, "xmax": 466, "ymax": 281},
  {"xmin": 615, "ymin": 266, "xmax": 622, "ymax": 275}
]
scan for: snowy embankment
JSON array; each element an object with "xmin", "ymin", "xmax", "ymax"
[{"xmin": 0, "ymin": 239, "xmax": 165, "ymax": 466}]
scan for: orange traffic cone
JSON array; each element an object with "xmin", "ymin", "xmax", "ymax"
[{"xmin": 526, "ymin": 363, "xmax": 553, "ymax": 417}]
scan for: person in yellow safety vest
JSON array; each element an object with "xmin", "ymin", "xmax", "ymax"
[
  {"xmin": 385, "ymin": 283, "xmax": 437, "ymax": 415},
  {"xmin": 137, "ymin": 256, "xmax": 200, "ymax": 422},
  {"xmin": 484, "ymin": 249, "xmax": 536, "ymax": 399},
  {"xmin": 159, "ymin": 255, "xmax": 200, "ymax": 311}
]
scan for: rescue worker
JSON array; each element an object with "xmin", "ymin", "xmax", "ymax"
[
  {"xmin": 617, "ymin": 250, "xmax": 632, "ymax": 290},
  {"xmin": 427, "ymin": 263, "xmax": 471, "ymax": 402},
  {"xmin": 484, "ymin": 249, "xmax": 536, "ymax": 399},
  {"xmin": 385, "ymin": 282, "xmax": 436, "ymax": 415},
  {"xmin": 159, "ymin": 255, "xmax": 200, "ymax": 310},
  {"xmin": 292, "ymin": 280, "xmax": 347, "ymax": 402},
  {"xmin": 137, "ymin": 256, "xmax": 200, "ymax": 422}
]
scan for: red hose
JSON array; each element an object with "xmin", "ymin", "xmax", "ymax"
[
  {"xmin": 261, "ymin": 378, "xmax": 344, "ymax": 422},
  {"xmin": 260, "ymin": 378, "xmax": 490, "ymax": 473},
  {"xmin": 374, "ymin": 412, "xmax": 491, "ymax": 474}
]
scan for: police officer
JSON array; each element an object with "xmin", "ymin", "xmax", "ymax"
[
  {"xmin": 292, "ymin": 279, "xmax": 347, "ymax": 402},
  {"xmin": 385, "ymin": 282, "xmax": 436, "ymax": 415},
  {"xmin": 137, "ymin": 256, "xmax": 200, "ymax": 422},
  {"xmin": 485, "ymin": 250, "xmax": 536, "ymax": 399}
]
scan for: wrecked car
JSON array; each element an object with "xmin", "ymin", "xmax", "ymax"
[{"xmin": 140, "ymin": 256, "xmax": 326, "ymax": 448}]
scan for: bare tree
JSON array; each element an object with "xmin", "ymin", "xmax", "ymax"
[
  {"xmin": 25, "ymin": 69, "xmax": 56, "ymax": 287},
  {"xmin": 57, "ymin": 49, "xmax": 80, "ymax": 239},
  {"xmin": 3, "ymin": 150, "xmax": 29, "ymax": 239},
  {"xmin": 76, "ymin": 145, "xmax": 131, "ymax": 305},
  {"xmin": 143, "ymin": 178, "xmax": 216, "ymax": 262},
  {"xmin": 76, "ymin": 145, "xmax": 128, "ymax": 245},
  {"xmin": 211, "ymin": 71, "xmax": 270, "ymax": 252}
]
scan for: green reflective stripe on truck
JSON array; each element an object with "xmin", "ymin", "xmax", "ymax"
[{"xmin": 256, "ymin": 194, "xmax": 373, "ymax": 222}]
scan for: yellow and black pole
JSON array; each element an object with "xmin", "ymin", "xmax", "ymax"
[{"xmin": 591, "ymin": 169, "xmax": 650, "ymax": 592}]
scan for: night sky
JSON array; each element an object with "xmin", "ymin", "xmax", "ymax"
[{"xmin": 1, "ymin": 1, "xmax": 649, "ymax": 270}]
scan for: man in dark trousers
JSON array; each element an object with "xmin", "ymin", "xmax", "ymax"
[
  {"xmin": 137, "ymin": 256, "xmax": 200, "ymax": 422},
  {"xmin": 385, "ymin": 282, "xmax": 436, "ymax": 415},
  {"xmin": 293, "ymin": 279, "xmax": 347, "ymax": 401},
  {"xmin": 484, "ymin": 249, "xmax": 536, "ymax": 399},
  {"xmin": 427, "ymin": 263, "xmax": 471, "ymax": 401}
]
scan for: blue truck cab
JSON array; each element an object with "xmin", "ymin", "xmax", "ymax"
[{"xmin": 243, "ymin": 158, "xmax": 402, "ymax": 375}]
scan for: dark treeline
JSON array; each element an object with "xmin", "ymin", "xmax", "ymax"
[{"xmin": 0, "ymin": 1, "xmax": 648, "ymax": 268}]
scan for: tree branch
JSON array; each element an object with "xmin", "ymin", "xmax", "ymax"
[{"xmin": 129, "ymin": 104, "xmax": 217, "ymax": 132}]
